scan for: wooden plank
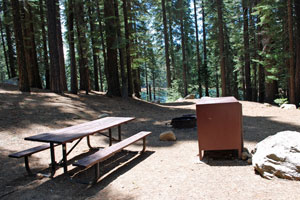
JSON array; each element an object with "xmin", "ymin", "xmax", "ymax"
[
  {"xmin": 25, "ymin": 117, "xmax": 135, "ymax": 143},
  {"xmin": 8, "ymin": 143, "xmax": 58, "ymax": 158},
  {"xmin": 74, "ymin": 131, "xmax": 151, "ymax": 168}
]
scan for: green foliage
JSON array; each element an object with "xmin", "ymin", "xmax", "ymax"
[
  {"xmin": 274, "ymin": 98, "xmax": 288, "ymax": 106},
  {"xmin": 166, "ymin": 80, "xmax": 183, "ymax": 102}
]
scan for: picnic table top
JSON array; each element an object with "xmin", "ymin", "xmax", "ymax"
[{"xmin": 25, "ymin": 117, "xmax": 135, "ymax": 144}]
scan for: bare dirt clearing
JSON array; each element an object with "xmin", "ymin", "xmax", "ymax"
[{"xmin": 1, "ymin": 84, "xmax": 300, "ymax": 200}]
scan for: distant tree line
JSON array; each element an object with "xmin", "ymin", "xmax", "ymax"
[{"xmin": 0, "ymin": 0, "xmax": 300, "ymax": 105}]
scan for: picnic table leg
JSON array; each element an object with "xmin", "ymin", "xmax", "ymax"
[
  {"xmin": 87, "ymin": 136, "xmax": 97, "ymax": 150},
  {"xmin": 109, "ymin": 128, "xmax": 112, "ymax": 146},
  {"xmin": 24, "ymin": 156, "xmax": 33, "ymax": 176},
  {"xmin": 62, "ymin": 144, "xmax": 68, "ymax": 174},
  {"xmin": 142, "ymin": 137, "xmax": 146, "ymax": 152},
  {"xmin": 118, "ymin": 125, "xmax": 121, "ymax": 141},
  {"xmin": 50, "ymin": 142, "xmax": 56, "ymax": 177}
]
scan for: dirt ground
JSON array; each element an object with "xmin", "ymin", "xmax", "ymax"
[{"xmin": 1, "ymin": 83, "xmax": 300, "ymax": 200}]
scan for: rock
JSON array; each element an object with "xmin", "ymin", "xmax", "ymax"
[
  {"xmin": 280, "ymin": 104, "xmax": 297, "ymax": 110},
  {"xmin": 159, "ymin": 131, "xmax": 176, "ymax": 141},
  {"xmin": 263, "ymin": 103, "xmax": 272, "ymax": 107},
  {"xmin": 175, "ymin": 98, "xmax": 184, "ymax": 102},
  {"xmin": 242, "ymin": 152, "xmax": 248, "ymax": 160},
  {"xmin": 247, "ymin": 158, "xmax": 252, "ymax": 165},
  {"xmin": 184, "ymin": 94, "xmax": 195, "ymax": 99},
  {"xmin": 252, "ymin": 131, "xmax": 300, "ymax": 180},
  {"xmin": 98, "ymin": 113, "xmax": 109, "ymax": 119}
]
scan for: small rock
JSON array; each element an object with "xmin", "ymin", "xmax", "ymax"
[
  {"xmin": 159, "ymin": 131, "xmax": 176, "ymax": 141},
  {"xmin": 280, "ymin": 104, "xmax": 296, "ymax": 110},
  {"xmin": 36, "ymin": 173, "xmax": 44, "ymax": 179},
  {"xmin": 242, "ymin": 152, "xmax": 248, "ymax": 160},
  {"xmin": 98, "ymin": 113, "xmax": 109, "ymax": 119},
  {"xmin": 247, "ymin": 158, "xmax": 252, "ymax": 165},
  {"xmin": 175, "ymin": 98, "xmax": 184, "ymax": 102},
  {"xmin": 264, "ymin": 103, "xmax": 272, "ymax": 107},
  {"xmin": 184, "ymin": 94, "xmax": 195, "ymax": 99}
]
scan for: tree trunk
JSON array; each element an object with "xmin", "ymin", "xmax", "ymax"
[
  {"xmin": 46, "ymin": 0, "xmax": 62, "ymax": 93},
  {"xmin": 287, "ymin": 0, "xmax": 295, "ymax": 104},
  {"xmin": 67, "ymin": 0, "xmax": 77, "ymax": 94},
  {"xmin": 202, "ymin": 0, "xmax": 209, "ymax": 96},
  {"xmin": 75, "ymin": 0, "xmax": 90, "ymax": 94},
  {"xmin": 257, "ymin": 12, "xmax": 265, "ymax": 103},
  {"xmin": 179, "ymin": 0, "xmax": 188, "ymax": 97},
  {"xmin": 104, "ymin": 0, "xmax": 121, "ymax": 97},
  {"xmin": 295, "ymin": 0, "xmax": 300, "ymax": 106},
  {"xmin": 243, "ymin": 0, "xmax": 252, "ymax": 101},
  {"xmin": 56, "ymin": 0, "xmax": 67, "ymax": 91},
  {"xmin": 88, "ymin": 0, "xmax": 99, "ymax": 91},
  {"xmin": 217, "ymin": 0, "xmax": 226, "ymax": 96},
  {"xmin": 39, "ymin": 0, "xmax": 50, "ymax": 89},
  {"xmin": 3, "ymin": 0, "xmax": 16, "ymax": 78},
  {"xmin": 249, "ymin": 2, "xmax": 257, "ymax": 101},
  {"xmin": 96, "ymin": 1, "xmax": 106, "ymax": 92},
  {"xmin": 114, "ymin": 0, "xmax": 127, "ymax": 98},
  {"xmin": 194, "ymin": 0, "xmax": 202, "ymax": 97},
  {"xmin": 11, "ymin": 0, "xmax": 30, "ymax": 92},
  {"xmin": 0, "ymin": 15, "xmax": 10, "ymax": 78},
  {"xmin": 23, "ymin": 1, "xmax": 42, "ymax": 89},
  {"xmin": 162, "ymin": 0, "xmax": 171, "ymax": 88},
  {"xmin": 123, "ymin": 0, "xmax": 133, "ymax": 97}
]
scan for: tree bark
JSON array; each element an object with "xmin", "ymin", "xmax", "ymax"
[
  {"xmin": 217, "ymin": 0, "xmax": 226, "ymax": 96},
  {"xmin": 162, "ymin": 0, "xmax": 171, "ymax": 88},
  {"xmin": 194, "ymin": 0, "xmax": 202, "ymax": 97},
  {"xmin": 96, "ymin": 1, "xmax": 106, "ymax": 92},
  {"xmin": 0, "ymin": 15, "xmax": 10, "ymax": 78},
  {"xmin": 287, "ymin": 0, "xmax": 295, "ymax": 104},
  {"xmin": 179, "ymin": 0, "xmax": 188, "ymax": 97},
  {"xmin": 67, "ymin": 0, "xmax": 77, "ymax": 94},
  {"xmin": 55, "ymin": 1, "xmax": 67, "ymax": 91},
  {"xmin": 11, "ymin": 0, "xmax": 30, "ymax": 92},
  {"xmin": 3, "ymin": 0, "xmax": 16, "ymax": 78},
  {"xmin": 295, "ymin": 0, "xmax": 300, "ymax": 106},
  {"xmin": 243, "ymin": 0, "xmax": 252, "ymax": 100},
  {"xmin": 46, "ymin": 0, "xmax": 62, "ymax": 93},
  {"xmin": 39, "ymin": 0, "xmax": 50, "ymax": 89},
  {"xmin": 114, "ymin": 0, "xmax": 127, "ymax": 98},
  {"xmin": 88, "ymin": 0, "xmax": 99, "ymax": 91},
  {"xmin": 23, "ymin": 1, "xmax": 42, "ymax": 89},
  {"xmin": 202, "ymin": 0, "xmax": 209, "ymax": 96},
  {"xmin": 249, "ymin": 2, "xmax": 257, "ymax": 101},
  {"xmin": 75, "ymin": 0, "xmax": 90, "ymax": 94},
  {"xmin": 104, "ymin": 0, "xmax": 121, "ymax": 97},
  {"xmin": 123, "ymin": 0, "xmax": 133, "ymax": 97}
]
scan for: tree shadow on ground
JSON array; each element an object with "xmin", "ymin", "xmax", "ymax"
[{"xmin": 0, "ymin": 149, "xmax": 154, "ymax": 200}]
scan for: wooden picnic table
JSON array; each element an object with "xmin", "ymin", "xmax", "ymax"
[{"xmin": 24, "ymin": 117, "xmax": 135, "ymax": 177}]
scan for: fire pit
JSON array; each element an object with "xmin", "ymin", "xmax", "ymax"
[{"xmin": 171, "ymin": 115, "xmax": 197, "ymax": 129}]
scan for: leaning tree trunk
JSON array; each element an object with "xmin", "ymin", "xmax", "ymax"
[
  {"xmin": 217, "ymin": 0, "xmax": 226, "ymax": 96},
  {"xmin": 11, "ymin": 0, "xmax": 30, "ymax": 92}
]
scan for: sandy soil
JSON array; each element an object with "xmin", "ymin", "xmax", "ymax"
[{"xmin": 1, "ymin": 83, "xmax": 300, "ymax": 200}]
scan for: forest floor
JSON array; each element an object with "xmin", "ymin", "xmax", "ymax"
[{"xmin": 1, "ymin": 83, "xmax": 300, "ymax": 200}]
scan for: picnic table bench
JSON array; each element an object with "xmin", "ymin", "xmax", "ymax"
[
  {"xmin": 73, "ymin": 131, "xmax": 151, "ymax": 184},
  {"xmin": 9, "ymin": 117, "xmax": 136, "ymax": 177}
]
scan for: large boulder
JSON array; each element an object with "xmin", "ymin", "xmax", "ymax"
[
  {"xmin": 280, "ymin": 104, "xmax": 297, "ymax": 110},
  {"xmin": 252, "ymin": 131, "xmax": 300, "ymax": 180}
]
